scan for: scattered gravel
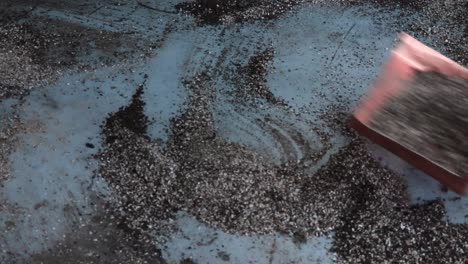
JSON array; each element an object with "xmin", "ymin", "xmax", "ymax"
[
  {"xmin": 0, "ymin": 13, "xmax": 57, "ymax": 99},
  {"xmin": 97, "ymin": 69, "xmax": 406, "ymax": 236},
  {"xmin": 0, "ymin": 11, "xmax": 152, "ymax": 100},
  {"xmin": 231, "ymin": 47, "xmax": 287, "ymax": 107},
  {"xmin": 175, "ymin": 0, "xmax": 302, "ymax": 25},
  {"xmin": 398, "ymin": 0, "xmax": 467, "ymax": 66},
  {"xmin": 0, "ymin": 112, "xmax": 23, "ymax": 186},
  {"xmin": 176, "ymin": 0, "xmax": 467, "ymax": 66},
  {"xmin": 98, "ymin": 54, "xmax": 466, "ymax": 264},
  {"xmin": 333, "ymin": 199, "xmax": 468, "ymax": 263},
  {"xmin": 175, "ymin": 0, "xmax": 374, "ymax": 25},
  {"xmin": 98, "ymin": 86, "xmax": 179, "ymax": 239},
  {"xmin": 28, "ymin": 209, "xmax": 166, "ymax": 264},
  {"xmin": 2, "ymin": 1, "xmax": 466, "ymax": 263},
  {"xmin": 351, "ymin": 0, "xmax": 468, "ymax": 66}
]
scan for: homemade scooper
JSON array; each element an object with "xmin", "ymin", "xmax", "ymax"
[{"xmin": 350, "ymin": 33, "xmax": 468, "ymax": 195}]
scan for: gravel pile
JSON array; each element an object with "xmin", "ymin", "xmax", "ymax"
[
  {"xmin": 98, "ymin": 86, "xmax": 179, "ymax": 237},
  {"xmin": 0, "ymin": 11, "xmax": 151, "ymax": 100},
  {"xmin": 98, "ymin": 47, "xmax": 467, "ymax": 263},
  {"xmin": 333, "ymin": 199, "xmax": 468, "ymax": 263},
  {"xmin": 98, "ymin": 69, "xmax": 409, "ymax": 236}
]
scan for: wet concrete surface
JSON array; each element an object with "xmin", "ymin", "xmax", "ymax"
[{"xmin": 0, "ymin": 0, "xmax": 466, "ymax": 263}]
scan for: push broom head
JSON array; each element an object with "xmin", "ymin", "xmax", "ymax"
[{"xmin": 351, "ymin": 33, "xmax": 468, "ymax": 195}]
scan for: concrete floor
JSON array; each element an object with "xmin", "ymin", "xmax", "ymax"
[{"xmin": 0, "ymin": 1, "xmax": 466, "ymax": 263}]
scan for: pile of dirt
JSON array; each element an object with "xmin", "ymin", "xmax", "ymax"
[
  {"xmin": 0, "ymin": 14, "xmax": 57, "ymax": 99},
  {"xmin": 333, "ymin": 199, "xmax": 468, "ymax": 263},
  {"xmin": 97, "ymin": 69, "xmax": 398, "ymax": 233},
  {"xmin": 98, "ymin": 85, "xmax": 179, "ymax": 237},
  {"xmin": 97, "ymin": 62, "xmax": 467, "ymax": 264}
]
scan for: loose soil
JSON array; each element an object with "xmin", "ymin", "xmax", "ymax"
[
  {"xmin": 175, "ymin": 0, "xmax": 300, "ymax": 25},
  {"xmin": 2, "ymin": 1, "xmax": 467, "ymax": 263}
]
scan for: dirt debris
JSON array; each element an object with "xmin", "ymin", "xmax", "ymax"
[
  {"xmin": 403, "ymin": 0, "xmax": 467, "ymax": 66},
  {"xmin": 98, "ymin": 70, "xmax": 406, "ymax": 236},
  {"xmin": 0, "ymin": 12, "xmax": 152, "ymax": 100},
  {"xmin": 0, "ymin": 113, "xmax": 23, "ymax": 186},
  {"xmin": 231, "ymin": 47, "xmax": 286, "ymax": 107},
  {"xmin": 27, "ymin": 211, "xmax": 166, "ymax": 264},
  {"xmin": 363, "ymin": 0, "xmax": 468, "ymax": 66},
  {"xmin": 1, "ymin": 0, "xmax": 466, "ymax": 263},
  {"xmin": 176, "ymin": 0, "xmax": 467, "ymax": 66},
  {"xmin": 0, "ymin": 14, "xmax": 57, "ymax": 99},
  {"xmin": 98, "ymin": 85, "xmax": 179, "ymax": 239},
  {"xmin": 98, "ymin": 62, "xmax": 466, "ymax": 264},
  {"xmin": 333, "ymin": 199, "xmax": 468, "ymax": 263},
  {"xmin": 176, "ymin": 0, "xmax": 300, "ymax": 25}
]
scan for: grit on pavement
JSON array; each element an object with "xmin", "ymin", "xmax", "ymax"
[{"xmin": 0, "ymin": 0, "xmax": 466, "ymax": 263}]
